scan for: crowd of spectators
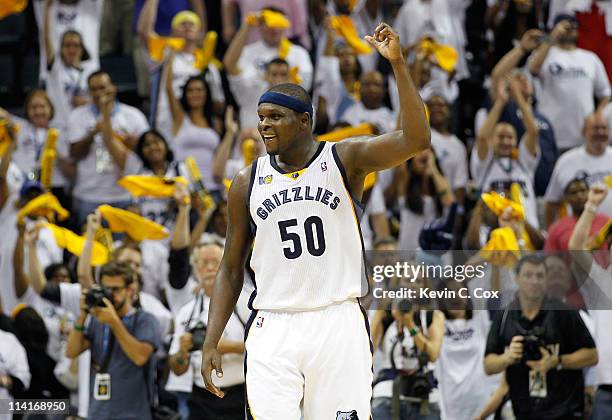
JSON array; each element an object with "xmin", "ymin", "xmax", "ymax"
[{"xmin": 1, "ymin": 0, "xmax": 612, "ymax": 419}]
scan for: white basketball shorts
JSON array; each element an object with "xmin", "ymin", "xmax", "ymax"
[{"xmin": 244, "ymin": 299, "xmax": 373, "ymax": 420}]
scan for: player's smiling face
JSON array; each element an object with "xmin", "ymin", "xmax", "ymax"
[{"xmin": 257, "ymin": 103, "xmax": 305, "ymax": 155}]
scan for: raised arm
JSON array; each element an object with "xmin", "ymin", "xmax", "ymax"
[
  {"xmin": 13, "ymin": 223, "xmax": 29, "ymax": 299},
  {"xmin": 568, "ymin": 184, "xmax": 608, "ymax": 273},
  {"xmin": 490, "ymin": 29, "xmax": 542, "ymax": 100},
  {"xmin": 25, "ymin": 224, "xmax": 47, "ymax": 294},
  {"xmin": 222, "ymin": 18, "xmax": 256, "ymax": 76},
  {"xmin": 188, "ymin": 0, "xmax": 207, "ymax": 35},
  {"xmin": 528, "ymin": 21, "xmax": 567, "ymax": 76},
  {"xmin": 406, "ymin": 310, "xmax": 445, "ymax": 362},
  {"xmin": 77, "ymin": 211, "xmax": 101, "ymax": 289},
  {"xmin": 43, "ymin": 0, "xmax": 55, "ymax": 67},
  {"xmin": 137, "ymin": 0, "xmax": 159, "ymax": 44},
  {"xmin": 171, "ymin": 182, "xmax": 191, "ymax": 250},
  {"xmin": 475, "ymin": 82, "xmax": 508, "ymax": 161},
  {"xmin": 508, "ymin": 75, "xmax": 538, "ymax": 156},
  {"xmin": 336, "ymin": 23, "xmax": 430, "ymax": 180},
  {"xmin": 426, "ymin": 150, "xmax": 455, "ymax": 208},
  {"xmin": 201, "ymin": 165, "xmax": 253, "ymax": 398},
  {"xmin": 165, "ymin": 54, "xmax": 185, "ymax": 136},
  {"xmin": 212, "ymin": 106, "xmax": 238, "ymax": 182}
]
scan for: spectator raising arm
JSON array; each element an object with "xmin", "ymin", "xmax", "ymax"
[
  {"xmin": 13, "ymin": 222, "xmax": 29, "ymax": 299},
  {"xmin": 528, "ymin": 21, "xmax": 569, "ymax": 76},
  {"xmin": 43, "ymin": 0, "xmax": 55, "ymax": 68},
  {"xmin": 136, "ymin": 0, "xmax": 159, "ymax": 44},
  {"xmin": 168, "ymin": 183, "xmax": 193, "ymax": 290},
  {"xmin": 508, "ymin": 75, "xmax": 539, "ymax": 156},
  {"xmin": 77, "ymin": 210, "xmax": 102, "ymax": 289},
  {"xmin": 211, "ymin": 106, "xmax": 238, "ymax": 183},
  {"xmin": 165, "ymin": 54, "xmax": 185, "ymax": 136},
  {"xmin": 222, "ymin": 17, "xmax": 257, "ymax": 76},
  {"xmin": 490, "ymin": 29, "xmax": 542, "ymax": 100},
  {"xmin": 25, "ymin": 224, "xmax": 47, "ymax": 294},
  {"xmin": 475, "ymin": 81, "xmax": 508, "ymax": 161},
  {"xmin": 568, "ymin": 183, "xmax": 609, "ymax": 273}
]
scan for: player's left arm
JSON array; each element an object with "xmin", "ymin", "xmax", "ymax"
[{"xmin": 335, "ymin": 23, "xmax": 430, "ymax": 178}]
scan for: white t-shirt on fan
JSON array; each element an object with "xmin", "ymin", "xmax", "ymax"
[
  {"xmin": 0, "ymin": 330, "xmax": 30, "ymax": 420},
  {"xmin": 47, "ymin": 58, "xmax": 92, "ymax": 131},
  {"xmin": 531, "ymin": 46, "xmax": 611, "ymax": 150},
  {"xmin": 67, "ymin": 102, "xmax": 149, "ymax": 203},
  {"xmin": 339, "ymin": 101, "xmax": 396, "ymax": 135},
  {"xmin": 33, "ymin": 0, "xmax": 103, "ymax": 82},
  {"xmin": 470, "ymin": 141, "xmax": 540, "ymax": 228},
  {"xmin": 544, "ymin": 146, "xmax": 612, "ymax": 217}
]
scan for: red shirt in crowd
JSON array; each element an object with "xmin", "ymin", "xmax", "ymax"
[{"xmin": 576, "ymin": 2, "xmax": 612, "ymax": 83}]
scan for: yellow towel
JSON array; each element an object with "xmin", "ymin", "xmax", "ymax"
[
  {"xmin": 330, "ymin": 15, "xmax": 372, "ymax": 55},
  {"xmin": 17, "ymin": 192, "xmax": 69, "ymax": 222},
  {"xmin": 46, "ymin": 223, "xmax": 109, "ymax": 266},
  {"xmin": 98, "ymin": 205, "xmax": 169, "ymax": 241},
  {"xmin": 40, "ymin": 128, "xmax": 59, "ymax": 190},
  {"xmin": 418, "ymin": 39, "xmax": 458, "ymax": 74},
  {"xmin": 0, "ymin": 120, "xmax": 20, "ymax": 157},
  {"xmin": 317, "ymin": 123, "xmax": 375, "ymax": 142},
  {"xmin": 194, "ymin": 31, "xmax": 218, "ymax": 70},
  {"xmin": 118, "ymin": 175, "xmax": 189, "ymax": 198},
  {"xmin": 0, "ymin": 0, "xmax": 27, "ymax": 19},
  {"xmin": 242, "ymin": 139, "xmax": 257, "ymax": 166},
  {"xmin": 247, "ymin": 10, "xmax": 291, "ymax": 29},
  {"xmin": 148, "ymin": 34, "xmax": 186, "ymax": 62},
  {"xmin": 603, "ymin": 174, "xmax": 612, "ymax": 189},
  {"xmin": 364, "ymin": 172, "xmax": 377, "ymax": 191},
  {"xmin": 480, "ymin": 227, "xmax": 521, "ymax": 267},
  {"xmin": 289, "ymin": 66, "xmax": 302, "ymax": 85},
  {"xmin": 591, "ymin": 218, "xmax": 612, "ymax": 250},
  {"xmin": 481, "ymin": 191, "xmax": 525, "ymax": 221},
  {"xmin": 278, "ymin": 38, "xmax": 292, "ymax": 60}
]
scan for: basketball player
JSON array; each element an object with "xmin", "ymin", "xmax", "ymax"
[{"xmin": 201, "ymin": 23, "xmax": 430, "ymax": 419}]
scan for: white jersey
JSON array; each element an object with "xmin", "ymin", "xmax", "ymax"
[{"xmin": 248, "ymin": 141, "xmax": 367, "ymax": 310}]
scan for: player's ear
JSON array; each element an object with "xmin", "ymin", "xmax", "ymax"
[{"xmin": 299, "ymin": 112, "xmax": 310, "ymax": 130}]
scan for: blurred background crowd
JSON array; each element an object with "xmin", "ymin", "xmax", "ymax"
[{"xmin": 0, "ymin": 0, "xmax": 612, "ymax": 419}]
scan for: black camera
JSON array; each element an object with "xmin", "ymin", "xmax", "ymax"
[
  {"xmin": 522, "ymin": 330, "xmax": 546, "ymax": 362},
  {"xmin": 85, "ymin": 285, "xmax": 113, "ymax": 308},
  {"xmin": 188, "ymin": 321, "xmax": 207, "ymax": 352},
  {"xmin": 398, "ymin": 351, "xmax": 433, "ymax": 400}
]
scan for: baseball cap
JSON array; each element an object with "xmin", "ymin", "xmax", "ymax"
[
  {"xmin": 20, "ymin": 179, "xmax": 43, "ymax": 198},
  {"xmin": 553, "ymin": 13, "xmax": 578, "ymax": 27}
]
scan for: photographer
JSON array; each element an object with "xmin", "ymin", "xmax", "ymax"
[
  {"xmin": 484, "ymin": 255, "xmax": 598, "ymax": 420},
  {"xmin": 65, "ymin": 261, "xmax": 161, "ymax": 420},
  {"xmin": 372, "ymin": 285, "xmax": 445, "ymax": 420},
  {"xmin": 168, "ymin": 238, "xmax": 247, "ymax": 420}
]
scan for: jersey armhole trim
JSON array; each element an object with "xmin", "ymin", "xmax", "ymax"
[{"xmin": 331, "ymin": 144, "xmax": 365, "ymax": 211}]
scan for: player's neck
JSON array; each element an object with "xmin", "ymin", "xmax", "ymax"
[{"xmin": 276, "ymin": 139, "xmax": 319, "ymax": 172}]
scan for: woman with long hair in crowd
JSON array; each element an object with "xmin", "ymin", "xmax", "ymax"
[
  {"xmin": 394, "ymin": 149, "xmax": 454, "ymax": 252},
  {"xmin": 166, "ymin": 54, "xmax": 221, "ymax": 199}
]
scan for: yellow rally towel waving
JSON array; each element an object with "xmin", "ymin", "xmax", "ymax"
[
  {"xmin": 118, "ymin": 175, "xmax": 189, "ymax": 198},
  {"xmin": 330, "ymin": 15, "xmax": 372, "ymax": 55},
  {"xmin": 46, "ymin": 223, "xmax": 109, "ymax": 266},
  {"xmin": 17, "ymin": 193, "xmax": 70, "ymax": 222},
  {"xmin": 98, "ymin": 205, "xmax": 169, "ymax": 241}
]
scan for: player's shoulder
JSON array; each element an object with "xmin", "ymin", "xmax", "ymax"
[{"xmin": 230, "ymin": 161, "xmax": 258, "ymax": 201}]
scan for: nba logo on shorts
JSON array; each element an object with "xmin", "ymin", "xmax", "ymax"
[
  {"xmin": 256, "ymin": 316, "xmax": 265, "ymax": 328},
  {"xmin": 336, "ymin": 410, "xmax": 359, "ymax": 420}
]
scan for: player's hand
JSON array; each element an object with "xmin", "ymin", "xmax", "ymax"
[
  {"xmin": 526, "ymin": 347, "xmax": 557, "ymax": 374},
  {"xmin": 519, "ymin": 29, "xmax": 544, "ymax": 52},
  {"xmin": 587, "ymin": 183, "xmax": 608, "ymax": 207},
  {"xmin": 201, "ymin": 344, "xmax": 225, "ymax": 398},
  {"xmin": 365, "ymin": 23, "xmax": 403, "ymax": 62},
  {"xmin": 504, "ymin": 335, "xmax": 523, "ymax": 365}
]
